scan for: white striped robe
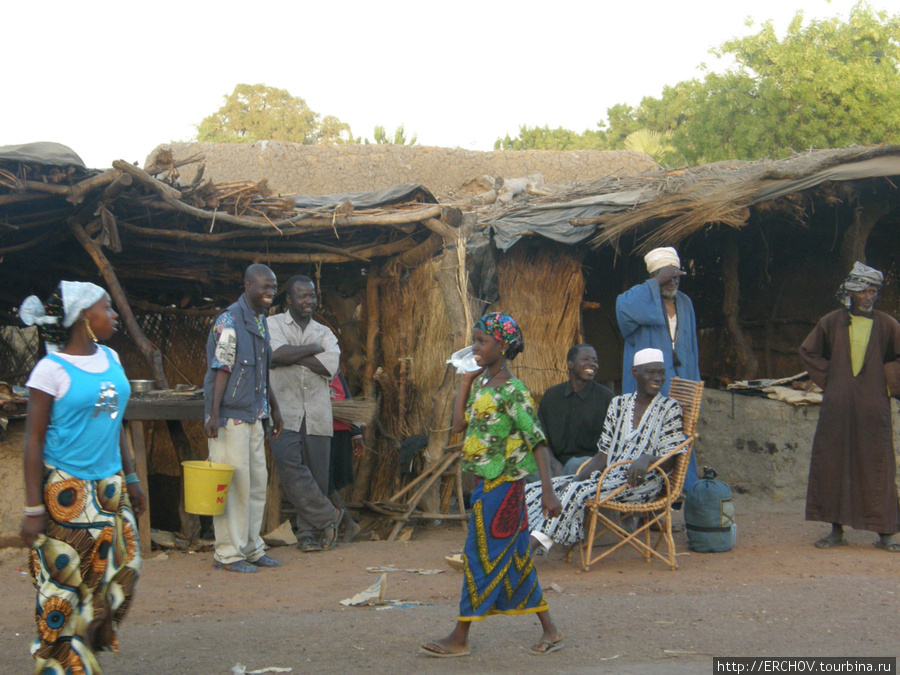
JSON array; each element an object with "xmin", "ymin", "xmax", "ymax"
[{"xmin": 525, "ymin": 393, "xmax": 684, "ymax": 547}]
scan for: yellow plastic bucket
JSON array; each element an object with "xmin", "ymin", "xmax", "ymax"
[{"xmin": 182, "ymin": 460, "xmax": 236, "ymax": 516}]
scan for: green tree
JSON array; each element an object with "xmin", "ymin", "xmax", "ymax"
[
  {"xmin": 196, "ymin": 84, "xmax": 353, "ymax": 145},
  {"xmin": 369, "ymin": 125, "xmax": 417, "ymax": 145},
  {"xmin": 493, "ymin": 125, "xmax": 609, "ymax": 151},
  {"xmin": 498, "ymin": 3, "xmax": 900, "ymax": 164}
]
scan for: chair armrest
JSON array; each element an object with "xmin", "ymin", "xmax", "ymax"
[
  {"xmin": 645, "ymin": 434, "xmax": 696, "ymax": 474},
  {"xmin": 589, "ymin": 433, "xmax": 697, "ymax": 507}
]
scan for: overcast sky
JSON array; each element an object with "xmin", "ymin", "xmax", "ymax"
[{"xmin": 3, "ymin": 0, "xmax": 885, "ymax": 169}]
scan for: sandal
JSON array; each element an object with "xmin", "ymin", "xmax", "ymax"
[
  {"xmin": 321, "ymin": 508, "xmax": 344, "ymax": 551},
  {"xmin": 420, "ymin": 642, "xmax": 470, "ymax": 658},
  {"xmin": 214, "ymin": 560, "xmax": 258, "ymax": 573},
  {"xmin": 298, "ymin": 536, "xmax": 323, "ymax": 553},
  {"xmin": 874, "ymin": 539, "xmax": 900, "ymax": 552},
  {"xmin": 251, "ymin": 554, "xmax": 282, "ymax": 568},
  {"xmin": 530, "ymin": 638, "xmax": 564, "ymax": 655}
]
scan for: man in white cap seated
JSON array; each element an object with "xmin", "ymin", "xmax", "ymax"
[
  {"xmin": 524, "ymin": 348, "xmax": 685, "ymax": 552},
  {"xmin": 616, "ymin": 246, "xmax": 700, "ymax": 491}
]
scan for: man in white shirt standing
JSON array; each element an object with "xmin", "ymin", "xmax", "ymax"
[{"xmin": 268, "ymin": 275, "xmax": 343, "ymax": 552}]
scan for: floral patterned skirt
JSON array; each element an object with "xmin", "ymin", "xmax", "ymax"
[
  {"xmin": 458, "ymin": 477, "xmax": 547, "ymax": 621},
  {"xmin": 29, "ymin": 468, "xmax": 141, "ymax": 674}
]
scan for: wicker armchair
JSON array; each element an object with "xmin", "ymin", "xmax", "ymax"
[{"xmin": 575, "ymin": 378, "xmax": 704, "ymax": 571}]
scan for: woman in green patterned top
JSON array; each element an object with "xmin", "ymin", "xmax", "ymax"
[{"xmin": 421, "ymin": 313, "xmax": 564, "ymax": 658}]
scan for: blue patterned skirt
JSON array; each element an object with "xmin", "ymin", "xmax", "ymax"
[
  {"xmin": 29, "ymin": 468, "xmax": 141, "ymax": 674},
  {"xmin": 459, "ymin": 477, "xmax": 547, "ymax": 621}
]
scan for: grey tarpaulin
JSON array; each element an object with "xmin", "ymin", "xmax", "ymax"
[
  {"xmin": 0, "ymin": 142, "xmax": 86, "ymax": 168},
  {"xmin": 466, "ymin": 227, "xmax": 500, "ymax": 305},
  {"xmin": 483, "ymin": 189, "xmax": 648, "ymax": 251},
  {"xmin": 755, "ymin": 156, "xmax": 900, "ymax": 203},
  {"xmin": 289, "ymin": 184, "xmax": 437, "ymax": 209}
]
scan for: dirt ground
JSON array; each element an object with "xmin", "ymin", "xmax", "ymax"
[{"xmin": 2, "ymin": 495, "xmax": 898, "ymax": 675}]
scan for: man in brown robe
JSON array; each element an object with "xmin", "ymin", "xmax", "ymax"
[{"xmin": 800, "ymin": 262, "xmax": 900, "ymax": 552}]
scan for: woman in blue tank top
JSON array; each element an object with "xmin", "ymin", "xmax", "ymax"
[{"xmin": 19, "ymin": 281, "xmax": 145, "ymax": 675}]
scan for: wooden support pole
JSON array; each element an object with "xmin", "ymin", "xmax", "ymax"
[
  {"xmin": 125, "ymin": 421, "xmax": 152, "ymax": 554},
  {"xmin": 68, "ymin": 220, "xmax": 169, "ymax": 388},
  {"xmin": 722, "ymin": 235, "xmax": 758, "ymax": 380},
  {"xmin": 839, "ymin": 202, "xmax": 892, "ymax": 272},
  {"xmin": 418, "ymin": 212, "xmax": 475, "ymax": 515},
  {"xmin": 362, "ymin": 264, "xmax": 382, "ymax": 400}
]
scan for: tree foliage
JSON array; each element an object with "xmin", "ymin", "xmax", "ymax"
[
  {"xmin": 494, "ymin": 125, "xmax": 608, "ymax": 151},
  {"xmin": 371, "ymin": 124, "xmax": 417, "ymax": 145},
  {"xmin": 196, "ymin": 84, "xmax": 353, "ymax": 145},
  {"xmin": 498, "ymin": 3, "xmax": 900, "ymax": 164}
]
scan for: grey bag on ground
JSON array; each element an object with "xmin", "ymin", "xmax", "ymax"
[{"xmin": 684, "ymin": 467, "xmax": 736, "ymax": 552}]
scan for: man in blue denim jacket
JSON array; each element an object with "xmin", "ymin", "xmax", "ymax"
[{"xmin": 204, "ymin": 264, "xmax": 284, "ymax": 572}]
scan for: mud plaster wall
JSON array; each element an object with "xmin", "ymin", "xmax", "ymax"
[
  {"xmin": 147, "ymin": 143, "xmax": 658, "ymax": 199},
  {"xmin": 695, "ymin": 390, "xmax": 900, "ymax": 501},
  {"xmin": 0, "ymin": 420, "xmax": 25, "ymax": 546}
]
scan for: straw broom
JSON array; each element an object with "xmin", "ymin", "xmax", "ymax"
[{"xmin": 332, "ymin": 397, "xmax": 377, "ymax": 426}]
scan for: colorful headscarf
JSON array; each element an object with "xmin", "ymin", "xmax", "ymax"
[
  {"xmin": 474, "ymin": 313, "xmax": 524, "ymax": 360},
  {"xmin": 836, "ymin": 261, "xmax": 883, "ymax": 309}
]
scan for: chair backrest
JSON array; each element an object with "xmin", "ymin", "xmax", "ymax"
[{"xmin": 668, "ymin": 378, "xmax": 704, "ymax": 437}]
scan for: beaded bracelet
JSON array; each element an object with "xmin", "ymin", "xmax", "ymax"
[
  {"xmin": 124, "ymin": 473, "xmax": 140, "ymax": 485},
  {"xmin": 23, "ymin": 504, "xmax": 46, "ymax": 517}
]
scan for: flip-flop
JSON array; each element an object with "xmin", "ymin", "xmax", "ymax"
[
  {"xmin": 530, "ymin": 638, "xmax": 564, "ymax": 655},
  {"xmin": 419, "ymin": 642, "xmax": 470, "ymax": 658},
  {"xmin": 814, "ymin": 537, "xmax": 849, "ymax": 549},
  {"xmin": 298, "ymin": 536, "xmax": 323, "ymax": 553},
  {"xmin": 873, "ymin": 539, "xmax": 900, "ymax": 552},
  {"xmin": 321, "ymin": 508, "xmax": 344, "ymax": 550}
]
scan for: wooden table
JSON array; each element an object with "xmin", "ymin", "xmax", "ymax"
[{"xmin": 124, "ymin": 396, "xmax": 204, "ymax": 554}]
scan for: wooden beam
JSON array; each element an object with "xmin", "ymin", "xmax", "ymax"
[
  {"xmin": 136, "ymin": 236, "xmax": 419, "ymax": 263},
  {"xmin": 118, "ymin": 223, "xmax": 372, "ymax": 261},
  {"xmin": 0, "ymin": 192, "xmax": 57, "ymax": 207},
  {"xmin": 68, "ymin": 220, "xmax": 169, "ymax": 388},
  {"xmin": 146, "ymin": 198, "xmax": 444, "ymax": 231},
  {"xmin": 0, "ymin": 229, "xmax": 56, "ymax": 254},
  {"xmin": 67, "ymin": 169, "xmax": 119, "ymax": 205},
  {"xmin": 112, "ymin": 160, "xmax": 182, "ymax": 201}
]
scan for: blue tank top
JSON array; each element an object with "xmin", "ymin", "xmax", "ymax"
[{"xmin": 43, "ymin": 345, "xmax": 131, "ymax": 480}]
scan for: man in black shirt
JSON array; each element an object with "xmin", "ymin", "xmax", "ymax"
[{"xmin": 538, "ymin": 344, "xmax": 615, "ymax": 476}]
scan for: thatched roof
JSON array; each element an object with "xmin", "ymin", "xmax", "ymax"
[
  {"xmin": 0, "ymin": 145, "xmax": 454, "ymax": 320},
  {"xmin": 481, "ymin": 145, "xmax": 900, "ymax": 252}
]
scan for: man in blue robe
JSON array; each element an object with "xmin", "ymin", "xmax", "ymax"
[{"xmin": 616, "ymin": 246, "xmax": 700, "ymax": 490}]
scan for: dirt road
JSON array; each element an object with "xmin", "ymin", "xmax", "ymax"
[{"xmin": 2, "ymin": 496, "xmax": 897, "ymax": 674}]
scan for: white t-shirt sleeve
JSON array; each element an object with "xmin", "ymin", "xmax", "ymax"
[
  {"xmin": 26, "ymin": 359, "xmax": 69, "ymax": 399},
  {"xmin": 25, "ymin": 347, "xmax": 119, "ymax": 400}
]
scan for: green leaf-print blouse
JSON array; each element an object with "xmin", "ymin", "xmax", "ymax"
[{"xmin": 462, "ymin": 377, "xmax": 546, "ymax": 482}]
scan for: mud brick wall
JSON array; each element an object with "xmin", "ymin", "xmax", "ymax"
[{"xmin": 147, "ymin": 143, "xmax": 657, "ymax": 200}]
